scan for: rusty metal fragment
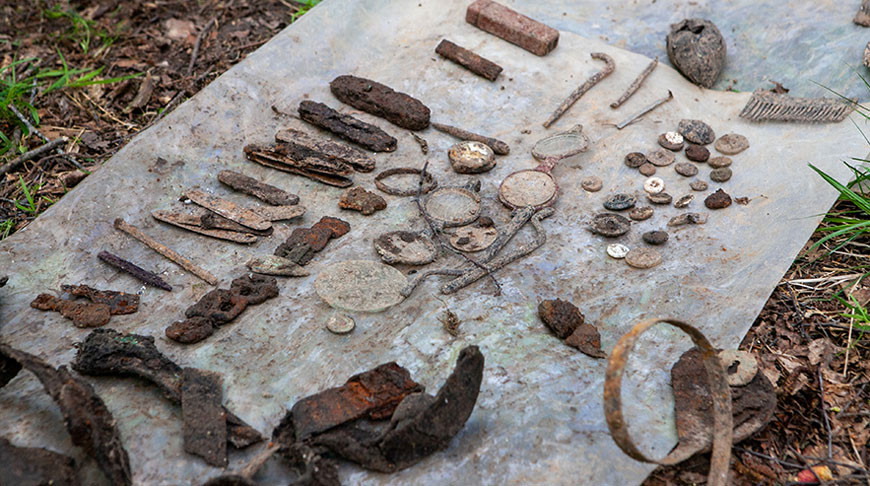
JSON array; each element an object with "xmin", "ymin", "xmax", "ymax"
[
  {"xmin": 199, "ymin": 212, "xmax": 273, "ymax": 236},
  {"xmin": 339, "ymin": 187, "xmax": 387, "ymax": 215},
  {"xmin": 738, "ymin": 89, "xmax": 855, "ymax": 123},
  {"xmin": 114, "ymin": 219, "xmax": 218, "ymax": 285},
  {"xmin": 329, "ymin": 75, "xmax": 430, "ymax": 131},
  {"xmin": 244, "ymin": 142, "xmax": 354, "ymax": 188},
  {"xmin": 182, "ymin": 368, "xmax": 228, "ymax": 467},
  {"xmin": 411, "ymin": 132, "xmax": 428, "ymax": 154},
  {"xmin": 855, "ymin": 0, "xmax": 870, "ymax": 27},
  {"xmin": 61, "ymin": 284, "xmax": 139, "ymax": 315},
  {"xmin": 246, "ymin": 255, "xmax": 310, "ymax": 277},
  {"xmin": 466, "ymin": 0, "xmax": 558, "ymax": 56},
  {"xmin": 218, "ymin": 170, "xmax": 299, "ymax": 206},
  {"xmin": 0, "ymin": 436, "xmax": 78, "ymax": 486},
  {"xmin": 72, "ymin": 329, "xmax": 263, "ymax": 448},
  {"xmin": 152, "ymin": 210, "xmax": 260, "ymax": 244},
  {"xmin": 276, "ymin": 128, "xmax": 375, "ymax": 173},
  {"xmin": 166, "ymin": 316, "xmax": 215, "ymax": 344},
  {"xmin": 274, "ymin": 216, "xmax": 350, "ymax": 266},
  {"xmin": 230, "ymin": 274, "xmax": 280, "ymax": 305},
  {"xmin": 431, "ymin": 122, "xmax": 510, "ymax": 155},
  {"xmin": 249, "ymin": 204, "xmax": 306, "ymax": 222},
  {"xmin": 374, "ymin": 167, "xmax": 438, "ymax": 196},
  {"xmin": 298, "ymin": 100, "xmax": 397, "ymax": 153},
  {"xmin": 97, "ymin": 250, "xmax": 172, "ymax": 291},
  {"xmin": 616, "ymin": 91, "xmax": 674, "ymax": 130},
  {"xmin": 374, "ymin": 231, "xmax": 438, "ymax": 265},
  {"xmin": 185, "ymin": 189, "xmax": 272, "ymax": 232},
  {"xmin": 185, "ymin": 289, "xmax": 248, "ymax": 324},
  {"xmin": 603, "ymin": 318, "xmax": 732, "ymax": 486},
  {"xmin": 538, "ymin": 299, "xmax": 605, "ymax": 358},
  {"xmin": 544, "ymin": 52, "xmax": 614, "ymax": 128},
  {"xmin": 610, "ymin": 57, "xmax": 658, "ymax": 109},
  {"xmin": 1, "ymin": 343, "xmax": 133, "ymax": 486},
  {"xmin": 435, "ymin": 39, "xmax": 503, "ymax": 81},
  {"xmin": 666, "ymin": 19, "xmax": 726, "ymax": 89},
  {"xmin": 31, "ymin": 293, "xmax": 111, "ymax": 328}
]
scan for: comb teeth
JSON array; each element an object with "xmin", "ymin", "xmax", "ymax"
[{"xmin": 739, "ymin": 89, "xmax": 855, "ymax": 123}]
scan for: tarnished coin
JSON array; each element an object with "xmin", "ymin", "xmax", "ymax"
[
  {"xmin": 581, "ymin": 176, "xmax": 603, "ymax": 192},
  {"xmin": 708, "ymin": 156, "xmax": 732, "ymax": 168},
  {"xmin": 629, "ymin": 206, "xmax": 654, "ymax": 221},
  {"xmin": 606, "ymin": 243, "xmax": 630, "ymax": 259},
  {"xmin": 685, "ymin": 144, "xmax": 710, "ymax": 162},
  {"xmin": 674, "ymin": 194, "xmax": 694, "ymax": 208},
  {"xmin": 326, "ymin": 314, "xmax": 355, "ymax": 334},
  {"xmin": 674, "ymin": 162, "xmax": 698, "ymax": 177},
  {"xmin": 449, "ymin": 224, "xmax": 498, "ymax": 252},
  {"xmin": 448, "ymin": 140, "xmax": 496, "ymax": 174},
  {"xmin": 374, "ymin": 231, "xmax": 438, "ymax": 265},
  {"xmin": 718, "ymin": 349, "xmax": 758, "ymax": 386},
  {"xmin": 603, "ymin": 193, "xmax": 637, "ymax": 211},
  {"xmin": 625, "ymin": 247, "xmax": 662, "ymax": 269},
  {"xmin": 647, "ymin": 149, "xmax": 675, "ymax": 167},
  {"xmin": 668, "ymin": 212, "xmax": 708, "ymax": 226},
  {"xmin": 705, "ymin": 188, "xmax": 732, "ymax": 209},
  {"xmin": 710, "ymin": 167, "xmax": 733, "ymax": 182},
  {"xmin": 658, "ymin": 131, "xmax": 684, "ymax": 151},
  {"xmin": 647, "ymin": 192, "xmax": 673, "ymax": 205},
  {"xmin": 315, "ymin": 260, "xmax": 407, "ymax": 313},
  {"xmin": 639, "ymin": 163, "xmax": 657, "ymax": 176},
  {"xmin": 643, "ymin": 177, "xmax": 665, "ymax": 194},
  {"xmin": 625, "ymin": 152, "xmax": 647, "ymax": 168},
  {"xmin": 590, "ymin": 213, "xmax": 631, "ymax": 237},
  {"xmin": 690, "ymin": 179, "xmax": 708, "ymax": 191},
  {"xmin": 714, "ymin": 133, "xmax": 749, "ymax": 155},
  {"xmin": 677, "ymin": 119, "xmax": 715, "ymax": 145},
  {"xmin": 642, "ymin": 230, "xmax": 669, "ymax": 245}
]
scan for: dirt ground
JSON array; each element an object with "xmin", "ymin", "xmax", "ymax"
[{"xmin": 1, "ymin": 1, "xmax": 868, "ymax": 485}]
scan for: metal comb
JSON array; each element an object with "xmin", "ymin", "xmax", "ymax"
[{"xmin": 739, "ymin": 89, "xmax": 855, "ymax": 123}]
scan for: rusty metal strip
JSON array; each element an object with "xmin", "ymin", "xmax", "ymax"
[
  {"xmin": 114, "ymin": 218, "xmax": 218, "ymax": 285},
  {"xmin": 431, "ymin": 122, "xmax": 510, "ymax": 155},
  {"xmin": 610, "ymin": 57, "xmax": 658, "ymax": 109},
  {"xmin": 151, "ymin": 210, "xmax": 259, "ymax": 244},
  {"xmin": 184, "ymin": 189, "xmax": 272, "ymax": 231},
  {"xmin": 738, "ymin": 89, "xmax": 855, "ymax": 123},
  {"xmin": 616, "ymin": 91, "xmax": 673, "ymax": 130},
  {"xmin": 435, "ymin": 39, "xmax": 503, "ymax": 81},
  {"xmin": 544, "ymin": 52, "xmax": 615, "ymax": 128},
  {"xmin": 603, "ymin": 318, "xmax": 732, "ymax": 486},
  {"xmin": 249, "ymin": 204, "xmax": 306, "ymax": 222}
]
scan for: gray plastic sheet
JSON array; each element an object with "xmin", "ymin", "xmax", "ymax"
[{"xmin": 1, "ymin": 1, "xmax": 868, "ymax": 484}]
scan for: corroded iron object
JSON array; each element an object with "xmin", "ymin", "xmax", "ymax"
[
  {"xmin": 436, "ymin": 39, "xmax": 503, "ymax": 81},
  {"xmin": 666, "ymin": 19, "xmax": 726, "ymax": 89},
  {"xmin": 330, "ymin": 75, "xmax": 430, "ymax": 130},
  {"xmin": 298, "ymin": 100, "xmax": 397, "ymax": 152}
]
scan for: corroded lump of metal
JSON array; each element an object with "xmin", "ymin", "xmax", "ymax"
[
  {"xmin": 666, "ymin": 19, "xmax": 726, "ymax": 89},
  {"xmin": 330, "ymin": 75, "xmax": 431, "ymax": 131}
]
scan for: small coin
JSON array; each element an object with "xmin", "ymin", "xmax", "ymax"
[
  {"xmin": 647, "ymin": 192, "xmax": 673, "ymax": 205},
  {"xmin": 643, "ymin": 177, "xmax": 665, "ymax": 194},
  {"xmin": 590, "ymin": 213, "xmax": 631, "ymax": 237},
  {"xmin": 658, "ymin": 131, "xmax": 684, "ymax": 151},
  {"xmin": 326, "ymin": 314, "xmax": 355, "ymax": 334},
  {"xmin": 710, "ymin": 167, "xmax": 733, "ymax": 182},
  {"xmin": 603, "ymin": 193, "xmax": 637, "ymax": 211},
  {"xmin": 629, "ymin": 206, "xmax": 654, "ymax": 221},
  {"xmin": 685, "ymin": 144, "xmax": 710, "ymax": 162},
  {"xmin": 714, "ymin": 133, "xmax": 749, "ymax": 155},
  {"xmin": 674, "ymin": 194, "xmax": 694, "ymax": 208},
  {"xmin": 581, "ymin": 176, "xmax": 603, "ymax": 192},
  {"xmin": 606, "ymin": 243, "xmax": 630, "ymax": 259},
  {"xmin": 647, "ymin": 149, "xmax": 675, "ymax": 167},
  {"xmin": 708, "ymin": 156, "xmax": 732, "ymax": 168},
  {"xmin": 674, "ymin": 162, "xmax": 698, "ymax": 177},
  {"xmin": 668, "ymin": 212, "xmax": 708, "ymax": 226},
  {"xmin": 690, "ymin": 179, "xmax": 708, "ymax": 191},
  {"xmin": 677, "ymin": 119, "xmax": 715, "ymax": 145},
  {"xmin": 639, "ymin": 163, "xmax": 657, "ymax": 176},
  {"xmin": 625, "ymin": 247, "xmax": 662, "ymax": 269},
  {"xmin": 625, "ymin": 152, "xmax": 648, "ymax": 168},
  {"xmin": 642, "ymin": 230, "xmax": 669, "ymax": 245},
  {"xmin": 704, "ymin": 188, "xmax": 732, "ymax": 209},
  {"xmin": 448, "ymin": 141, "xmax": 496, "ymax": 174},
  {"xmin": 718, "ymin": 349, "xmax": 758, "ymax": 386}
]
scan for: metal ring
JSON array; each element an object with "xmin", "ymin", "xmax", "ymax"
[{"xmin": 374, "ymin": 167, "xmax": 437, "ymax": 197}]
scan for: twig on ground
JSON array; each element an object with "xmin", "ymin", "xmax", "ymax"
[
  {"xmin": 188, "ymin": 17, "xmax": 218, "ymax": 76},
  {"xmin": 817, "ymin": 367, "xmax": 834, "ymax": 459},
  {"xmin": 0, "ymin": 137, "xmax": 67, "ymax": 178}
]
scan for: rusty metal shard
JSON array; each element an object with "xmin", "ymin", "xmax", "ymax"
[
  {"xmin": 435, "ymin": 39, "xmax": 503, "ymax": 81},
  {"xmin": 298, "ymin": 100, "xmax": 397, "ymax": 153},
  {"xmin": 182, "ymin": 368, "xmax": 228, "ymax": 467},
  {"xmin": 330, "ymin": 75, "xmax": 430, "ymax": 131},
  {"xmin": 246, "ymin": 255, "xmax": 310, "ymax": 277},
  {"xmin": 184, "ymin": 189, "xmax": 272, "ymax": 232},
  {"xmin": 0, "ymin": 343, "xmax": 132, "ymax": 486},
  {"xmin": 152, "ymin": 210, "xmax": 260, "ymax": 244},
  {"xmin": 244, "ymin": 143, "xmax": 354, "ymax": 187},
  {"xmin": 218, "ymin": 170, "xmax": 300, "ymax": 206},
  {"xmin": 61, "ymin": 284, "xmax": 139, "ymax": 315},
  {"xmin": 0, "ymin": 436, "xmax": 79, "ymax": 486},
  {"xmin": 739, "ymin": 89, "xmax": 855, "ymax": 123},
  {"xmin": 71, "ymin": 329, "xmax": 263, "ymax": 449},
  {"xmin": 200, "ymin": 212, "xmax": 273, "ymax": 236},
  {"xmin": 30, "ymin": 293, "xmax": 112, "ymax": 328},
  {"xmin": 250, "ymin": 204, "xmax": 306, "ymax": 222},
  {"xmin": 97, "ymin": 251, "xmax": 172, "ymax": 291},
  {"xmin": 275, "ymin": 128, "xmax": 376, "ymax": 172}
]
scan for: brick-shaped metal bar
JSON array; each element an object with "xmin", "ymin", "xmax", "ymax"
[
  {"xmin": 435, "ymin": 39, "xmax": 503, "ymax": 81},
  {"xmin": 466, "ymin": 0, "xmax": 559, "ymax": 56}
]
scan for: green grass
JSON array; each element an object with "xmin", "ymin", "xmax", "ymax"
[
  {"xmin": 0, "ymin": 219, "xmax": 13, "ymax": 240},
  {"xmin": 44, "ymin": 5, "xmax": 119, "ymax": 56},
  {"xmin": 291, "ymin": 0, "xmax": 322, "ymax": 22}
]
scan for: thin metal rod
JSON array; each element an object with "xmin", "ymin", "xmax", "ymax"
[{"xmin": 616, "ymin": 91, "xmax": 674, "ymax": 130}]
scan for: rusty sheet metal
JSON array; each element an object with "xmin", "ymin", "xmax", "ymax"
[{"xmin": 0, "ymin": 1, "xmax": 868, "ymax": 484}]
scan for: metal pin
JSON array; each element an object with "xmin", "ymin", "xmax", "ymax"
[{"xmin": 616, "ymin": 91, "xmax": 674, "ymax": 130}]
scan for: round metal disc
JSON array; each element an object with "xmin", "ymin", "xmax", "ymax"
[
  {"xmin": 532, "ymin": 125, "xmax": 590, "ymax": 161},
  {"xmin": 449, "ymin": 225, "xmax": 498, "ymax": 253},
  {"xmin": 448, "ymin": 141, "xmax": 496, "ymax": 174},
  {"xmin": 373, "ymin": 231, "xmax": 438, "ymax": 265},
  {"xmin": 423, "ymin": 187, "xmax": 481, "ymax": 227},
  {"xmin": 326, "ymin": 314, "xmax": 355, "ymax": 334},
  {"xmin": 315, "ymin": 260, "xmax": 407, "ymax": 313},
  {"xmin": 718, "ymin": 349, "xmax": 758, "ymax": 386},
  {"xmin": 498, "ymin": 170, "xmax": 557, "ymax": 209}
]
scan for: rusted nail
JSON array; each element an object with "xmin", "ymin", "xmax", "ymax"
[
  {"xmin": 275, "ymin": 127, "xmax": 375, "ymax": 173},
  {"xmin": 298, "ymin": 100, "xmax": 397, "ymax": 152},
  {"xmin": 113, "ymin": 218, "xmax": 218, "ymax": 285},
  {"xmin": 184, "ymin": 189, "xmax": 272, "ymax": 232},
  {"xmin": 616, "ymin": 91, "xmax": 673, "ymax": 130},
  {"xmin": 217, "ymin": 170, "xmax": 299, "ymax": 206},
  {"xmin": 435, "ymin": 39, "xmax": 503, "ymax": 81},
  {"xmin": 610, "ymin": 57, "xmax": 658, "ymax": 109},
  {"xmin": 182, "ymin": 367, "xmax": 228, "ymax": 467},
  {"xmin": 151, "ymin": 210, "xmax": 260, "ymax": 244},
  {"xmin": 431, "ymin": 122, "xmax": 510, "ymax": 155},
  {"xmin": 544, "ymin": 52, "xmax": 615, "ymax": 128},
  {"xmin": 97, "ymin": 250, "xmax": 172, "ymax": 291},
  {"xmin": 466, "ymin": 0, "xmax": 559, "ymax": 56},
  {"xmin": 330, "ymin": 75, "xmax": 430, "ymax": 130}
]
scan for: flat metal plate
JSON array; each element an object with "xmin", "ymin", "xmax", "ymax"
[{"xmin": 0, "ymin": 1, "xmax": 867, "ymax": 485}]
